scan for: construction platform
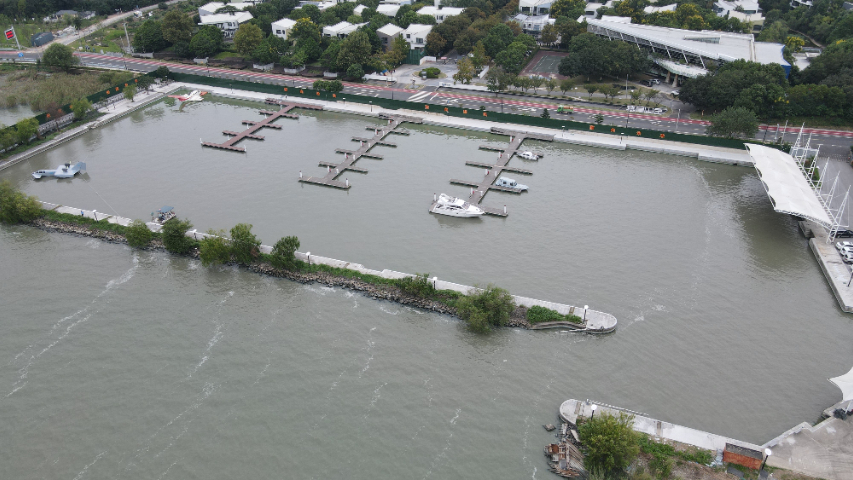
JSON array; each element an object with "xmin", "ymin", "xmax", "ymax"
[
  {"xmin": 299, "ymin": 113, "xmax": 423, "ymax": 189},
  {"xmin": 201, "ymin": 100, "xmax": 323, "ymax": 152}
]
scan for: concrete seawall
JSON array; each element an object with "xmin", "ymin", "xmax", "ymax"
[
  {"xmin": 37, "ymin": 201, "xmax": 618, "ymax": 333},
  {"xmin": 801, "ymin": 221, "xmax": 853, "ymax": 313}
]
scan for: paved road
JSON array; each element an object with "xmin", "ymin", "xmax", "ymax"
[{"xmin": 3, "ymin": 50, "xmax": 852, "ymax": 157}]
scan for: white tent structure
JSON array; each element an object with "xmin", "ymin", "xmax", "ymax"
[
  {"xmin": 829, "ymin": 365, "xmax": 853, "ymax": 409},
  {"xmin": 745, "ymin": 144, "xmax": 833, "ymax": 227}
]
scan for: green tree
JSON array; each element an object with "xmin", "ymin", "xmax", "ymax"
[
  {"xmin": 42, "ymin": 43, "xmax": 77, "ymax": 71},
  {"xmin": 708, "ymin": 106, "xmax": 759, "ymax": 138},
  {"xmin": 230, "ymin": 223, "xmax": 261, "ymax": 264},
  {"xmin": 594, "ymin": 113, "xmax": 604, "ymax": 124},
  {"xmin": 270, "ymin": 235, "xmax": 300, "ymax": 269},
  {"xmin": 425, "ymin": 30, "xmax": 447, "ymax": 56},
  {"xmin": 71, "ymin": 98, "xmax": 92, "ymax": 120},
  {"xmin": 545, "ymin": 78, "xmax": 558, "ymax": 95},
  {"xmin": 578, "ymin": 412, "xmax": 640, "ymax": 476},
  {"xmin": 190, "ymin": 25, "xmax": 225, "ymax": 58},
  {"xmin": 253, "ymin": 35, "xmax": 287, "ymax": 64},
  {"xmin": 482, "ymin": 23, "xmax": 515, "ymax": 58},
  {"xmin": 337, "ymin": 31, "xmax": 372, "ymax": 72},
  {"xmin": 133, "ymin": 20, "xmax": 168, "ymax": 53},
  {"xmin": 540, "ymin": 108, "xmax": 550, "ymax": 118},
  {"xmin": 453, "ymin": 57, "xmax": 475, "ymax": 84},
  {"xmin": 494, "ymin": 42, "xmax": 527, "ymax": 75},
  {"xmin": 291, "ymin": 18, "xmax": 321, "ymax": 44},
  {"xmin": 123, "ymin": 84, "xmax": 137, "ymax": 102},
  {"xmin": 137, "ymin": 75, "xmax": 154, "ymax": 92},
  {"xmin": 785, "ymin": 35, "xmax": 805, "ymax": 54},
  {"xmin": 560, "ymin": 78, "xmax": 575, "ymax": 95},
  {"xmin": 470, "ymin": 41, "xmax": 489, "ymax": 70},
  {"xmin": 234, "ymin": 23, "xmax": 264, "ymax": 56},
  {"xmin": 152, "ymin": 66, "xmax": 172, "ymax": 79},
  {"xmin": 584, "ymin": 83, "xmax": 598, "ymax": 99},
  {"xmin": 0, "ymin": 130, "xmax": 16, "ymax": 152},
  {"xmin": 326, "ymin": 80, "xmax": 344, "ymax": 93},
  {"xmin": 757, "ymin": 19, "xmax": 789, "ymax": 43},
  {"xmin": 346, "ymin": 63, "xmax": 364, "ymax": 80},
  {"xmin": 161, "ymin": 10, "xmax": 194, "ymax": 45},
  {"xmin": 551, "ymin": 0, "xmax": 586, "ymax": 19},
  {"xmin": 199, "ymin": 229, "xmax": 232, "ymax": 266},
  {"xmin": 540, "ymin": 23, "xmax": 558, "ymax": 46},
  {"xmin": 15, "ymin": 118, "xmax": 38, "ymax": 145},
  {"xmin": 125, "ymin": 220, "xmax": 153, "ymax": 248},
  {"xmin": 0, "ymin": 180, "xmax": 42, "ymax": 224},
  {"xmin": 161, "ymin": 217, "xmax": 194, "ymax": 254},
  {"xmin": 455, "ymin": 285, "xmax": 515, "ymax": 333}
]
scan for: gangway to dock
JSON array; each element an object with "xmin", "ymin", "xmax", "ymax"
[
  {"xmin": 298, "ymin": 113, "xmax": 423, "ymax": 189},
  {"xmin": 201, "ymin": 99, "xmax": 323, "ymax": 152}
]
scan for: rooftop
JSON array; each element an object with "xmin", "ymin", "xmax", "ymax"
[
  {"xmin": 199, "ymin": 11, "xmax": 254, "ymax": 24},
  {"xmin": 417, "ymin": 6, "xmax": 465, "ymax": 16},
  {"xmin": 377, "ymin": 24, "xmax": 404, "ymax": 36}
]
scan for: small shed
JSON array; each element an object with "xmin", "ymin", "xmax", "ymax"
[
  {"xmin": 723, "ymin": 443, "xmax": 763, "ymax": 470},
  {"xmin": 31, "ymin": 32, "xmax": 54, "ymax": 47}
]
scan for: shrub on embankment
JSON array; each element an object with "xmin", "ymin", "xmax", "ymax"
[
  {"xmin": 126, "ymin": 219, "xmax": 153, "ymax": 248},
  {"xmin": 162, "ymin": 217, "xmax": 195, "ymax": 254},
  {"xmin": 526, "ymin": 305, "xmax": 583, "ymax": 324},
  {"xmin": 0, "ymin": 180, "xmax": 42, "ymax": 224},
  {"xmin": 456, "ymin": 285, "xmax": 516, "ymax": 333}
]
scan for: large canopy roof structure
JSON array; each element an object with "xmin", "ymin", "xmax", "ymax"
[
  {"xmin": 830, "ymin": 365, "xmax": 853, "ymax": 405},
  {"xmin": 745, "ymin": 144, "xmax": 832, "ymax": 227}
]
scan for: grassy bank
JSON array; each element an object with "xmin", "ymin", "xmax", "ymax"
[{"xmin": 0, "ymin": 67, "xmax": 133, "ymax": 111}]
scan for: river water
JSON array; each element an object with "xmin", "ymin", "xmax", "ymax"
[{"xmin": 2, "ymin": 96, "xmax": 852, "ymax": 478}]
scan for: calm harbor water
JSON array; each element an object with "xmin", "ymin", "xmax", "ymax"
[
  {"xmin": 0, "ymin": 104, "xmax": 39, "ymax": 127},
  {"xmin": 2, "ymin": 96, "xmax": 853, "ymax": 478}
]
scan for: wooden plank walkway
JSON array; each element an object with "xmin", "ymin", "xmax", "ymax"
[
  {"xmin": 438, "ymin": 127, "xmax": 554, "ymax": 217},
  {"xmin": 299, "ymin": 113, "xmax": 423, "ymax": 190},
  {"xmin": 201, "ymin": 99, "xmax": 323, "ymax": 153}
]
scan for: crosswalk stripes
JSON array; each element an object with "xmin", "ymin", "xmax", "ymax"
[{"xmin": 406, "ymin": 90, "xmax": 432, "ymax": 102}]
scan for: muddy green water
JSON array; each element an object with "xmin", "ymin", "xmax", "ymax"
[{"xmin": 2, "ymin": 96, "xmax": 852, "ymax": 478}]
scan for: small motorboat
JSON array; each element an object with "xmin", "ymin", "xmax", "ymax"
[
  {"xmin": 168, "ymin": 90, "xmax": 207, "ymax": 102},
  {"xmin": 429, "ymin": 194, "xmax": 484, "ymax": 218},
  {"xmin": 151, "ymin": 206, "xmax": 176, "ymax": 224},
  {"xmin": 494, "ymin": 176, "xmax": 528, "ymax": 191},
  {"xmin": 32, "ymin": 162, "xmax": 86, "ymax": 179},
  {"xmin": 518, "ymin": 151, "xmax": 539, "ymax": 160}
]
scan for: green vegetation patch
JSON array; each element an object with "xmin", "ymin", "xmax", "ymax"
[
  {"xmin": 526, "ymin": 305, "xmax": 583, "ymax": 324},
  {"xmin": 637, "ymin": 435, "xmax": 714, "ymax": 466}
]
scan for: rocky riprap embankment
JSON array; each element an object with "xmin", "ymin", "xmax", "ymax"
[{"xmin": 30, "ymin": 219, "xmax": 534, "ymax": 327}]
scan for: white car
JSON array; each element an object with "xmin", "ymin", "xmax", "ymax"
[
  {"xmin": 672, "ymin": 90, "xmax": 680, "ymax": 96},
  {"xmin": 518, "ymin": 151, "xmax": 539, "ymax": 160},
  {"xmin": 836, "ymin": 241, "xmax": 853, "ymax": 251}
]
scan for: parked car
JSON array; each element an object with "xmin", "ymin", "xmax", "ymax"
[
  {"xmin": 651, "ymin": 78, "xmax": 661, "ymax": 85},
  {"xmin": 843, "ymin": 252, "xmax": 853, "ymax": 264},
  {"xmin": 836, "ymin": 241, "xmax": 853, "ymax": 251},
  {"xmin": 671, "ymin": 90, "xmax": 680, "ymax": 96},
  {"xmin": 641, "ymin": 80, "xmax": 654, "ymax": 87},
  {"xmin": 837, "ymin": 229, "xmax": 853, "ymax": 238},
  {"xmin": 653, "ymin": 108, "xmax": 663, "ymax": 114}
]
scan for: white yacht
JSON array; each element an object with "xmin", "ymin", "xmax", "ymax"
[
  {"xmin": 32, "ymin": 162, "xmax": 86, "ymax": 179},
  {"xmin": 429, "ymin": 194, "xmax": 484, "ymax": 218}
]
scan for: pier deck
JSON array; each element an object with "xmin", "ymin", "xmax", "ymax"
[
  {"xmin": 437, "ymin": 128, "xmax": 554, "ymax": 217},
  {"xmin": 299, "ymin": 113, "xmax": 423, "ymax": 189},
  {"xmin": 201, "ymin": 100, "xmax": 323, "ymax": 152}
]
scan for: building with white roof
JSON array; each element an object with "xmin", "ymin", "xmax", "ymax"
[
  {"xmin": 512, "ymin": 13, "xmax": 556, "ymax": 35},
  {"xmin": 377, "ymin": 23, "xmax": 404, "ymax": 50},
  {"xmin": 296, "ymin": 0, "xmax": 340, "ymax": 11},
  {"xmin": 380, "ymin": 0, "xmax": 412, "ymax": 5},
  {"xmin": 789, "ymin": 0, "xmax": 812, "ymax": 7},
  {"xmin": 402, "ymin": 23, "xmax": 432, "ymax": 50},
  {"xmin": 198, "ymin": 2, "xmax": 256, "ymax": 17},
  {"xmin": 198, "ymin": 11, "xmax": 254, "ymax": 38},
  {"xmin": 322, "ymin": 21, "xmax": 367, "ymax": 38},
  {"xmin": 272, "ymin": 18, "xmax": 297, "ymax": 40},
  {"xmin": 583, "ymin": 3, "xmax": 604, "ymax": 17},
  {"xmin": 354, "ymin": 4, "xmax": 401, "ymax": 17},
  {"xmin": 519, "ymin": 0, "xmax": 553, "ymax": 15},
  {"xmin": 585, "ymin": 17, "xmax": 790, "ymax": 84},
  {"xmin": 643, "ymin": 3, "xmax": 677, "ymax": 13},
  {"xmin": 712, "ymin": 0, "xmax": 764, "ymax": 31},
  {"xmin": 417, "ymin": 6, "xmax": 464, "ymax": 23}
]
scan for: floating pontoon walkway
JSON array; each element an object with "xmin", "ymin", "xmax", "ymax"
[
  {"xmin": 201, "ymin": 99, "xmax": 323, "ymax": 152},
  {"xmin": 442, "ymin": 128, "xmax": 553, "ymax": 217},
  {"xmin": 299, "ymin": 113, "xmax": 423, "ymax": 189}
]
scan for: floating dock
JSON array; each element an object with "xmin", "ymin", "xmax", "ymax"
[
  {"xmin": 201, "ymin": 99, "xmax": 323, "ymax": 152},
  {"xmin": 299, "ymin": 113, "xmax": 423, "ymax": 189},
  {"xmin": 438, "ymin": 127, "xmax": 554, "ymax": 217}
]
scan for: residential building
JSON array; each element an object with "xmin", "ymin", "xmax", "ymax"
[
  {"xmin": 790, "ymin": 0, "xmax": 813, "ymax": 7},
  {"xmin": 379, "ymin": 0, "xmax": 412, "ymax": 5},
  {"xmin": 272, "ymin": 18, "xmax": 297, "ymax": 40},
  {"xmin": 583, "ymin": 3, "xmax": 604, "ymax": 17},
  {"xmin": 713, "ymin": 1, "xmax": 764, "ymax": 32},
  {"xmin": 584, "ymin": 17, "xmax": 790, "ymax": 84},
  {"xmin": 512, "ymin": 13, "xmax": 556, "ymax": 35},
  {"xmin": 296, "ymin": 0, "xmax": 340, "ymax": 11},
  {"xmin": 377, "ymin": 23, "xmax": 404, "ymax": 50},
  {"xmin": 643, "ymin": 4, "xmax": 676, "ymax": 13},
  {"xmin": 198, "ymin": 2, "xmax": 256, "ymax": 16},
  {"xmin": 518, "ymin": 0, "xmax": 553, "ymax": 15},
  {"xmin": 417, "ymin": 6, "xmax": 465, "ymax": 23},
  {"xmin": 322, "ymin": 21, "xmax": 367, "ymax": 38},
  {"xmin": 198, "ymin": 11, "xmax": 254, "ymax": 38},
  {"xmin": 354, "ymin": 4, "xmax": 401, "ymax": 17},
  {"xmin": 403, "ymin": 23, "xmax": 432, "ymax": 50}
]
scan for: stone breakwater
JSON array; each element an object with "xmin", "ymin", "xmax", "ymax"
[{"xmin": 28, "ymin": 218, "xmax": 533, "ymax": 327}]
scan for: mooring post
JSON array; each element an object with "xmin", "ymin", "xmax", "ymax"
[
  {"xmin": 434, "ymin": 193, "xmax": 437, "ymax": 202},
  {"xmin": 299, "ymin": 170, "xmax": 303, "ymax": 179},
  {"xmin": 504, "ymin": 205, "xmax": 507, "ymax": 215},
  {"xmin": 336, "ymin": 168, "xmax": 339, "ymax": 174},
  {"xmin": 345, "ymin": 178, "xmax": 349, "ymax": 187},
  {"xmin": 328, "ymin": 165, "xmax": 331, "ymax": 172}
]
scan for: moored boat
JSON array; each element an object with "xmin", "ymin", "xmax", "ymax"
[
  {"xmin": 429, "ymin": 193, "xmax": 484, "ymax": 218},
  {"xmin": 32, "ymin": 162, "xmax": 86, "ymax": 179}
]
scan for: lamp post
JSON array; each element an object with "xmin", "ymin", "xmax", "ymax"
[
  {"xmin": 759, "ymin": 448, "xmax": 772, "ymax": 472},
  {"xmin": 675, "ymin": 108, "xmax": 681, "ymax": 133},
  {"xmin": 369, "ymin": 100, "xmax": 372, "ymax": 112},
  {"xmin": 590, "ymin": 404, "xmax": 597, "ymax": 419},
  {"xmin": 561, "ymin": 126, "xmax": 565, "ymax": 137}
]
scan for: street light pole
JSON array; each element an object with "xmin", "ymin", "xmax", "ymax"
[
  {"xmin": 675, "ymin": 108, "xmax": 681, "ymax": 133},
  {"xmin": 590, "ymin": 404, "xmax": 597, "ymax": 419},
  {"xmin": 759, "ymin": 448, "xmax": 772, "ymax": 472}
]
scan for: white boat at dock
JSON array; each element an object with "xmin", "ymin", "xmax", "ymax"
[
  {"xmin": 32, "ymin": 162, "xmax": 86, "ymax": 179},
  {"xmin": 429, "ymin": 193, "xmax": 484, "ymax": 218}
]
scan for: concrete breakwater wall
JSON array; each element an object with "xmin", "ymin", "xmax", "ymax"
[{"xmin": 35, "ymin": 202, "xmax": 618, "ymax": 333}]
